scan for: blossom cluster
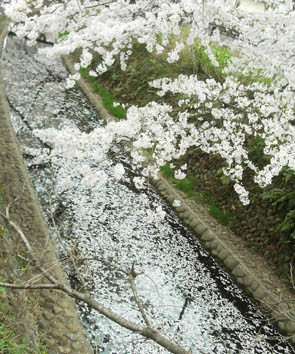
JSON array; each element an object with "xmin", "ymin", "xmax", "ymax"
[
  {"xmin": 5, "ymin": 0, "xmax": 295, "ymax": 205},
  {"xmin": 6, "ymin": 0, "xmax": 295, "ymax": 85}
]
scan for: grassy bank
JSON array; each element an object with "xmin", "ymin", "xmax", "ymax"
[
  {"xmin": 0, "ymin": 227, "xmax": 41, "ymax": 353},
  {"xmin": 0, "ymin": 189, "xmax": 46, "ymax": 353},
  {"xmin": 0, "ymin": 229, "xmax": 47, "ymax": 353},
  {"xmin": 75, "ymin": 33, "xmax": 295, "ymax": 288}
]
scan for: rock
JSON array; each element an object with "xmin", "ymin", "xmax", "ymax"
[
  {"xmin": 232, "ymin": 265, "xmax": 246, "ymax": 278},
  {"xmin": 224, "ymin": 256, "xmax": 238, "ymax": 269},
  {"xmin": 253, "ymin": 287, "xmax": 265, "ymax": 300}
]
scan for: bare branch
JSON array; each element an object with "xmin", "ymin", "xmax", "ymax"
[
  {"xmin": 69, "ymin": 255, "xmax": 129, "ymax": 276},
  {"xmin": 290, "ymin": 263, "xmax": 295, "ymax": 292},
  {"xmin": 0, "ymin": 204, "xmax": 60, "ymax": 285},
  {"xmin": 0, "ymin": 276, "xmax": 191, "ymax": 354},
  {"xmin": 0, "ymin": 205, "xmax": 192, "ymax": 354},
  {"xmin": 0, "ymin": 281, "xmax": 60, "ymax": 290},
  {"xmin": 128, "ymin": 261, "xmax": 152, "ymax": 328}
]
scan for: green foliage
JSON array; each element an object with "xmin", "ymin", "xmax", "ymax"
[
  {"xmin": 161, "ymin": 163, "xmax": 174, "ymax": 178},
  {"xmin": 161, "ymin": 164, "xmax": 198, "ymax": 197},
  {"xmin": 209, "ymin": 201, "xmax": 230, "ymax": 226},
  {"xmin": 217, "ymin": 168, "xmax": 231, "ymax": 186},
  {"xmin": 262, "ymin": 167, "xmax": 295, "ymax": 240},
  {"xmin": 0, "ymin": 243, "xmax": 47, "ymax": 354},
  {"xmin": 131, "ymin": 42, "xmax": 149, "ymax": 55},
  {"xmin": 80, "ymin": 68, "xmax": 126, "ymax": 119},
  {"xmin": 161, "ymin": 164, "xmax": 231, "ymax": 224},
  {"xmin": 220, "ymin": 174, "xmax": 231, "ymax": 186},
  {"xmin": 0, "ymin": 287, "xmax": 32, "ymax": 353},
  {"xmin": 193, "ymin": 42, "xmax": 232, "ymax": 81},
  {"xmin": 211, "ymin": 44, "xmax": 232, "ymax": 70},
  {"xmin": 237, "ymin": 64, "xmax": 278, "ymax": 87},
  {"xmin": 0, "ymin": 284, "xmax": 47, "ymax": 353},
  {"xmin": 58, "ymin": 31, "xmax": 70, "ymax": 39},
  {"xmin": 246, "ymin": 136, "xmax": 268, "ymax": 167},
  {"xmin": 0, "ymin": 225, "xmax": 5, "ymax": 239},
  {"xmin": 161, "ymin": 164, "xmax": 209, "ymax": 204},
  {"xmin": 173, "ymin": 176, "xmax": 197, "ymax": 197}
]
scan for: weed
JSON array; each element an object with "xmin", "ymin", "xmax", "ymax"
[
  {"xmin": 0, "ymin": 286, "xmax": 28, "ymax": 353},
  {"xmin": 262, "ymin": 167, "xmax": 295, "ymax": 240},
  {"xmin": 209, "ymin": 201, "xmax": 230, "ymax": 226},
  {"xmin": 0, "ymin": 282, "xmax": 48, "ymax": 353},
  {"xmin": 80, "ymin": 68, "xmax": 126, "ymax": 119},
  {"xmin": 58, "ymin": 31, "xmax": 70, "ymax": 39},
  {"xmin": 0, "ymin": 224, "xmax": 47, "ymax": 353},
  {"xmin": 194, "ymin": 42, "xmax": 232, "ymax": 81},
  {"xmin": 161, "ymin": 163, "xmax": 174, "ymax": 178},
  {"xmin": 173, "ymin": 176, "xmax": 197, "ymax": 197}
]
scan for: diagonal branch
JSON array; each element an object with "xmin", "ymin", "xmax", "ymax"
[
  {"xmin": 0, "ymin": 202, "xmax": 192, "ymax": 354},
  {"xmin": 128, "ymin": 261, "xmax": 152, "ymax": 327},
  {"xmin": 0, "ymin": 282, "xmax": 60, "ymax": 290}
]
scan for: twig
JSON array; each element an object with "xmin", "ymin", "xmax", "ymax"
[
  {"xmin": 128, "ymin": 261, "xmax": 152, "ymax": 328},
  {"xmin": 0, "ymin": 281, "xmax": 60, "ymax": 290},
  {"xmin": 68, "ymin": 256, "xmax": 129, "ymax": 276},
  {"xmin": 290, "ymin": 262, "xmax": 295, "ymax": 291},
  {"xmin": 1, "ymin": 202, "xmax": 192, "ymax": 353}
]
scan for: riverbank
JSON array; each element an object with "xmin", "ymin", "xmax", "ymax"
[{"xmin": 0, "ymin": 20, "xmax": 93, "ymax": 354}]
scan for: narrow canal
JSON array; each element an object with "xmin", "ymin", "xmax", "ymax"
[{"xmin": 2, "ymin": 34, "xmax": 294, "ymax": 353}]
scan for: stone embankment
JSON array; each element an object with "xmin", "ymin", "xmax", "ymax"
[
  {"xmin": 63, "ymin": 55, "xmax": 295, "ymax": 344},
  {"xmin": 0, "ymin": 21, "xmax": 93, "ymax": 354}
]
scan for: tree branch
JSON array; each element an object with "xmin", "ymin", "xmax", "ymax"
[
  {"xmin": 0, "ymin": 202, "xmax": 192, "ymax": 354},
  {"xmin": 0, "ymin": 282, "xmax": 60, "ymax": 290},
  {"xmin": 128, "ymin": 261, "xmax": 152, "ymax": 327}
]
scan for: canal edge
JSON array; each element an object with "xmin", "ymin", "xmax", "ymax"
[
  {"xmin": 0, "ymin": 22, "xmax": 94, "ymax": 354},
  {"xmin": 62, "ymin": 54, "xmax": 295, "ymax": 344}
]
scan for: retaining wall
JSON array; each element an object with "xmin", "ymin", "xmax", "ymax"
[{"xmin": 0, "ymin": 21, "xmax": 93, "ymax": 354}]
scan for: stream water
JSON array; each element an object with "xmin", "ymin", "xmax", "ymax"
[{"xmin": 2, "ymin": 34, "xmax": 295, "ymax": 354}]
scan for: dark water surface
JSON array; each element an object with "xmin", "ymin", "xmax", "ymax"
[{"xmin": 2, "ymin": 35, "xmax": 295, "ymax": 353}]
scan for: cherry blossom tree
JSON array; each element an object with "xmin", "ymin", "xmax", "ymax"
[
  {"xmin": 2, "ymin": 0, "xmax": 295, "ymax": 352},
  {"xmin": 4, "ymin": 0, "xmax": 295, "ymax": 206}
]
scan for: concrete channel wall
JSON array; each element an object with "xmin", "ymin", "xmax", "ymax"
[
  {"xmin": 62, "ymin": 54, "xmax": 295, "ymax": 344},
  {"xmin": 0, "ymin": 21, "xmax": 93, "ymax": 354}
]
